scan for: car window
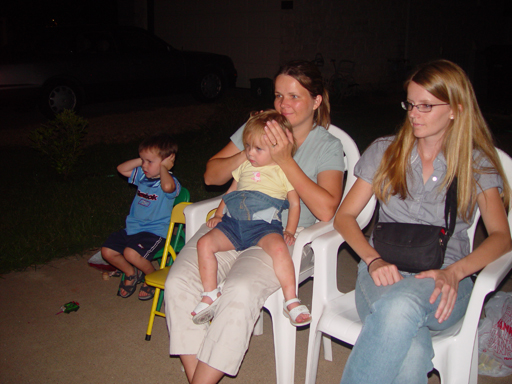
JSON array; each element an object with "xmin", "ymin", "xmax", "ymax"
[
  {"xmin": 36, "ymin": 31, "xmax": 76, "ymax": 55},
  {"xmin": 113, "ymin": 30, "xmax": 168, "ymax": 54},
  {"xmin": 75, "ymin": 32, "xmax": 116, "ymax": 54}
]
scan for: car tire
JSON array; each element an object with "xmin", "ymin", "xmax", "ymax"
[
  {"xmin": 40, "ymin": 81, "xmax": 82, "ymax": 118},
  {"xmin": 194, "ymin": 71, "xmax": 224, "ymax": 102}
]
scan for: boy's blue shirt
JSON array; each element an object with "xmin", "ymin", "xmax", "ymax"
[{"xmin": 125, "ymin": 166, "xmax": 181, "ymax": 238}]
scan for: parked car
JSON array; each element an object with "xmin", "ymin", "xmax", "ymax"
[{"xmin": 0, "ymin": 25, "xmax": 237, "ymax": 117}]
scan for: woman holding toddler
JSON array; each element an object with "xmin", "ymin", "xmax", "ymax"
[{"xmin": 164, "ymin": 60, "xmax": 345, "ymax": 383}]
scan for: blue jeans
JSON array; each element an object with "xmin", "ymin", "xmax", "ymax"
[
  {"xmin": 340, "ymin": 261, "xmax": 473, "ymax": 384},
  {"xmin": 215, "ymin": 215, "xmax": 283, "ymax": 251}
]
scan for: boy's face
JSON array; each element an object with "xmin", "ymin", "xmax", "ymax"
[
  {"xmin": 244, "ymin": 135, "xmax": 275, "ymax": 168},
  {"xmin": 139, "ymin": 149, "xmax": 163, "ymax": 178}
]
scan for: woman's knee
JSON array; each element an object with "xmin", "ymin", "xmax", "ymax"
[
  {"xmin": 165, "ymin": 246, "xmax": 202, "ymax": 295},
  {"xmin": 370, "ymin": 290, "xmax": 429, "ymax": 330},
  {"xmin": 220, "ymin": 258, "xmax": 280, "ymax": 314}
]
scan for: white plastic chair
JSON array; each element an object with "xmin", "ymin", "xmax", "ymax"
[
  {"xmin": 305, "ymin": 148, "xmax": 512, "ymax": 384},
  {"xmin": 183, "ymin": 125, "xmax": 360, "ymax": 384}
]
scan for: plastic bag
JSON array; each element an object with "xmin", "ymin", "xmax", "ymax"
[
  {"xmin": 88, "ymin": 251, "xmax": 116, "ymax": 271},
  {"xmin": 478, "ymin": 291, "xmax": 512, "ymax": 377}
]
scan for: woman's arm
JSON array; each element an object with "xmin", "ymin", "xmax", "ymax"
[
  {"xmin": 282, "ymin": 163, "xmax": 342, "ymax": 222},
  {"xmin": 204, "ymin": 142, "xmax": 246, "ymax": 186},
  {"xmin": 446, "ymin": 187, "xmax": 511, "ymax": 277},
  {"xmin": 417, "ymin": 187, "xmax": 511, "ymax": 323},
  {"xmin": 334, "ymin": 178, "xmax": 403, "ymax": 285},
  {"xmin": 263, "ymin": 122, "xmax": 342, "ymax": 221}
]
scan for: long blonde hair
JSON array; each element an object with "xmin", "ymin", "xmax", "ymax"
[{"xmin": 373, "ymin": 59, "xmax": 510, "ymax": 221}]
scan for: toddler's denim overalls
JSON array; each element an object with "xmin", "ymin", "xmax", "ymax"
[{"xmin": 216, "ymin": 190, "xmax": 289, "ymax": 251}]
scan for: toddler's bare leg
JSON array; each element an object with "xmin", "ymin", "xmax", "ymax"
[
  {"xmin": 258, "ymin": 233, "xmax": 310, "ymax": 323},
  {"xmin": 194, "ymin": 229, "xmax": 234, "ymax": 311}
]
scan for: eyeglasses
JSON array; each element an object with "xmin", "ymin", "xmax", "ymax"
[{"xmin": 401, "ymin": 101, "xmax": 449, "ymax": 113}]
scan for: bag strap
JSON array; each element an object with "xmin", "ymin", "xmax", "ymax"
[
  {"xmin": 444, "ymin": 177, "xmax": 457, "ymax": 237},
  {"xmin": 375, "ymin": 177, "xmax": 458, "ymax": 237}
]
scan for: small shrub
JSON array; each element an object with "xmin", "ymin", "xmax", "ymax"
[{"xmin": 30, "ymin": 109, "xmax": 89, "ymax": 178}]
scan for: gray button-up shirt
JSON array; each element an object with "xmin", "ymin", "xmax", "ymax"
[{"xmin": 355, "ymin": 136, "xmax": 503, "ymax": 267}]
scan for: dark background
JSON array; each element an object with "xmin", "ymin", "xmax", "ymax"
[{"xmin": 2, "ymin": 0, "xmax": 512, "ymax": 110}]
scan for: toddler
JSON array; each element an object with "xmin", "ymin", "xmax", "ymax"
[{"xmin": 192, "ymin": 110, "xmax": 311, "ymax": 326}]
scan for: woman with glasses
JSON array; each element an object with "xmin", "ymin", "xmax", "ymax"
[{"xmin": 334, "ymin": 59, "xmax": 511, "ymax": 384}]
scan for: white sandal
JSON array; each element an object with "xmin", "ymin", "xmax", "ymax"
[
  {"xmin": 283, "ymin": 298, "xmax": 312, "ymax": 327},
  {"xmin": 192, "ymin": 288, "xmax": 221, "ymax": 325}
]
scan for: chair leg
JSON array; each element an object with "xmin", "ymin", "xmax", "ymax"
[
  {"xmin": 253, "ymin": 310, "xmax": 264, "ymax": 336},
  {"xmin": 305, "ymin": 328, "xmax": 324, "ymax": 384},
  {"xmin": 469, "ymin": 335, "xmax": 478, "ymax": 384},
  {"xmin": 156, "ymin": 288, "xmax": 165, "ymax": 312},
  {"xmin": 322, "ymin": 335, "xmax": 333, "ymax": 361},
  {"xmin": 265, "ymin": 290, "xmax": 296, "ymax": 384},
  {"xmin": 145, "ymin": 287, "xmax": 161, "ymax": 341},
  {"xmin": 272, "ymin": 310, "xmax": 296, "ymax": 384}
]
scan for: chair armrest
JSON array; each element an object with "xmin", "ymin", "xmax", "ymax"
[
  {"xmin": 458, "ymin": 250, "xmax": 512, "ymax": 341},
  {"xmin": 184, "ymin": 196, "xmax": 222, "ymax": 242},
  {"xmin": 292, "ymin": 220, "xmax": 334, "ymax": 282},
  {"xmin": 474, "ymin": 250, "xmax": 512, "ymax": 293},
  {"xmin": 308, "ymin": 229, "xmax": 348, "ymax": 323},
  {"xmin": 311, "ymin": 230, "xmax": 347, "ymax": 297}
]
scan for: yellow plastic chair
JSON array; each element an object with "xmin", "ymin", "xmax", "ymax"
[
  {"xmin": 144, "ymin": 201, "xmax": 192, "ymax": 341},
  {"xmin": 151, "ymin": 187, "xmax": 191, "ymax": 262}
]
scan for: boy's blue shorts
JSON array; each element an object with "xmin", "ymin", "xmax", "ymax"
[
  {"xmin": 102, "ymin": 229, "xmax": 165, "ymax": 261},
  {"xmin": 215, "ymin": 214, "xmax": 284, "ymax": 251}
]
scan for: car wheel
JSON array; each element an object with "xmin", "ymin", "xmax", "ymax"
[
  {"xmin": 40, "ymin": 82, "xmax": 82, "ymax": 118},
  {"xmin": 194, "ymin": 71, "xmax": 223, "ymax": 102}
]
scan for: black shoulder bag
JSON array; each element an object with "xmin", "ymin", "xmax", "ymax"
[{"xmin": 372, "ymin": 178, "xmax": 457, "ymax": 273}]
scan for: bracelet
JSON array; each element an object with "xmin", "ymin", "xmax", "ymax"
[{"xmin": 367, "ymin": 257, "xmax": 382, "ymax": 273}]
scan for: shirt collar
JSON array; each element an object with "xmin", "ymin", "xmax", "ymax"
[{"xmin": 410, "ymin": 143, "xmax": 447, "ymax": 168}]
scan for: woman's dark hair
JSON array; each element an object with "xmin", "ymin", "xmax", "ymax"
[{"xmin": 275, "ymin": 60, "xmax": 330, "ymax": 128}]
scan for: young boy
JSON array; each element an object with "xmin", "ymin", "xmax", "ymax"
[
  {"xmin": 192, "ymin": 110, "xmax": 311, "ymax": 326},
  {"xmin": 102, "ymin": 133, "xmax": 181, "ymax": 300}
]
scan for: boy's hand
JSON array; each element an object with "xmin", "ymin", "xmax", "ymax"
[
  {"xmin": 283, "ymin": 230, "xmax": 296, "ymax": 246},
  {"xmin": 207, "ymin": 216, "xmax": 222, "ymax": 228},
  {"xmin": 161, "ymin": 154, "xmax": 175, "ymax": 171}
]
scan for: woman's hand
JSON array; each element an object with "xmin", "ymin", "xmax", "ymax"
[
  {"xmin": 368, "ymin": 258, "xmax": 403, "ymax": 286},
  {"xmin": 263, "ymin": 120, "xmax": 294, "ymax": 165},
  {"xmin": 415, "ymin": 187, "xmax": 512, "ymax": 324},
  {"xmin": 415, "ymin": 268, "xmax": 460, "ymax": 323}
]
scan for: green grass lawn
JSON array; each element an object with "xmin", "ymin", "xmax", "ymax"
[{"xmin": 0, "ymin": 92, "xmax": 269, "ymax": 274}]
